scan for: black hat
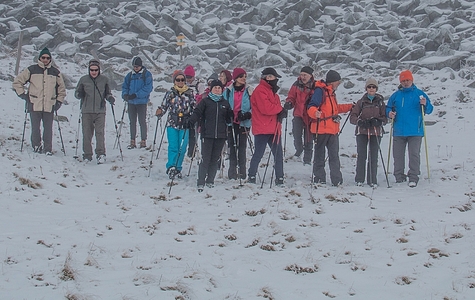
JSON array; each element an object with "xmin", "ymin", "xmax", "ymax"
[
  {"xmin": 325, "ymin": 70, "xmax": 341, "ymax": 83},
  {"xmin": 210, "ymin": 79, "xmax": 224, "ymax": 90},
  {"xmin": 300, "ymin": 66, "xmax": 314, "ymax": 76},
  {"xmin": 132, "ymin": 56, "xmax": 142, "ymax": 67},
  {"xmin": 262, "ymin": 67, "xmax": 282, "ymax": 78}
]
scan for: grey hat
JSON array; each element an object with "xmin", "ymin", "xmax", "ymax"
[
  {"xmin": 325, "ymin": 70, "xmax": 341, "ymax": 83},
  {"xmin": 365, "ymin": 77, "xmax": 378, "ymax": 89}
]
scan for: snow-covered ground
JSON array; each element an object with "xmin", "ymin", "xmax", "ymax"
[{"xmin": 1, "ymin": 55, "xmax": 475, "ymax": 299}]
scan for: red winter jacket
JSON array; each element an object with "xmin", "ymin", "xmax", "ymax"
[
  {"xmin": 250, "ymin": 79, "xmax": 282, "ymax": 135},
  {"xmin": 285, "ymin": 78, "xmax": 315, "ymax": 125},
  {"xmin": 307, "ymin": 80, "xmax": 352, "ymax": 135}
]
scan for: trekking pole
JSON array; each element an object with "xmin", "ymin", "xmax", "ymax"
[
  {"xmin": 186, "ymin": 140, "xmax": 198, "ymax": 176},
  {"xmin": 73, "ymin": 113, "xmax": 81, "ymax": 159},
  {"xmin": 54, "ymin": 110, "xmax": 66, "ymax": 155},
  {"xmin": 244, "ymin": 127, "xmax": 262, "ymax": 183},
  {"xmin": 373, "ymin": 126, "xmax": 391, "ymax": 188},
  {"xmin": 155, "ymin": 118, "xmax": 167, "ymax": 160},
  {"xmin": 387, "ymin": 107, "xmax": 395, "ymax": 176},
  {"xmin": 229, "ymin": 125, "xmax": 242, "ymax": 185},
  {"xmin": 421, "ymin": 104, "xmax": 430, "ymax": 182},
  {"xmin": 110, "ymin": 103, "xmax": 124, "ymax": 161},
  {"xmin": 260, "ymin": 124, "xmax": 279, "ymax": 189},
  {"xmin": 236, "ymin": 126, "xmax": 242, "ymax": 186},
  {"xmin": 367, "ymin": 129, "xmax": 373, "ymax": 188},
  {"xmin": 20, "ymin": 104, "xmax": 28, "ymax": 152},
  {"xmin": 283, "ymin": 116, "xmax": 288, "ymax": 157},
  {"xmin": 148, "ymin": 115, "xmax": 161, "ymax": 177},
  {"xmin": 114, "ymin": 101, "xmax": 127, "ymax": 149},
  {"xmin": 324, "ymin": 112, "xmax": 350, "ymax": 162},
  {"xmin": 169, "ymin": 128, "xmax": 188, "ymax": 194}
]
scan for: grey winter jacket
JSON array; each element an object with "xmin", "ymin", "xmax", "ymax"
[{"xmin": 75, "ymin": 74, "xmax": 112, "ymax": 114}]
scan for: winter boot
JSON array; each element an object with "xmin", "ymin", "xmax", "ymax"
[
  {"xmin": 140, "ymin": 140, "xmax": 146, "ymax": 148},
  {"xmin": 127, "ymin": 140, "xmax": 136, "ymax": 149}
]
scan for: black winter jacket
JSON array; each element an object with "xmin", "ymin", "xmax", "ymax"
[{"xmin": 190, "ymin": 95, "xmax": 233, "ymax": 139}]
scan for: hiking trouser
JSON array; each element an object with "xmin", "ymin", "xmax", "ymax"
[
  {"xmin": 82, "ymin": 113, "xmax": 106, "ymax": 159},
  {"xmin": 128, "ymin": 103, "xmax": 147, "ymax": 141},
  {"xmin": 30, "ymin": 111, "xmax": 54, "ymax": 152}
]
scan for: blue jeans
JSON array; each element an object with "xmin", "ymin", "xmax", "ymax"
[
  {"xmin": 248, "ymin": 134, "xmax": 284, "ymax": 179},
  {"xmin": 166, "ymin": 127, "xmax": 189, "ymax": 171}
]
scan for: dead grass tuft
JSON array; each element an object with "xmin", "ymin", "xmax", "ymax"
[
  {"xmin": 14, "ymin": 172, "xmax": 42, "ymax": 189},
  {"xmin": 260, "ymin": 244, "xmax": 275, "ymax": 251},
  {"xmin": 285, "ymin": 263, "xmax": 318, "ymax": 274},
  {"xmin": 325, "ymin": 194, "xmax": 351, "ymax": 203},
  {"xmin": 60, "ymin": 253, "xmax": 76, "ymax": 281}
]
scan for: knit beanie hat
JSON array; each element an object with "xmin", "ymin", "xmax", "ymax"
[
  {"xmin": 365, "ymin": 77, "xmax": 378, "ymax": 89},
  {"xmin": 207, "ymin": 73, "xmax": 219, "ymax": 83},
  {"xmin": 39, "ymin": 47, "xmax": 51, "ymax": 58},
  {"xmin": 325, "ymin": 70, "xmax": 341, "ymax": 83},
  {"xmin": 132, "ymin": 56, "xmax": 142, "ymax": 67},
  {"xmin": 184, "ymin": 65, "xmax": 195, "ymax": 77},
  {"xmin": 399, "ymin": 70, "xmax": 413, "ymax": 82},
  {"xmin": 300, "ymin": 66, "xmax": 314, "ymax": 76},
  {"xmin": 221, "ymin": 70, "xmax": 232, "ymax": 83},
  {"xmin": 210, "ymin": 79, "xmax": 224, "ymax": 90},
  {"xmin": 232, "ymin": 68, "xmax": 247, "ymax": 80},
  {"xmin": 88, "ymin": 59, "xmax": 101, "ymax": 75},
  {"xmin": 172, "ymin": 70, "xmax": 185, "ymax": 82}
]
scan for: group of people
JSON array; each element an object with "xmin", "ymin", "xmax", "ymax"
[{"xmin": 13, "ymin": 48, "xmax": 433, "ymax": 190}]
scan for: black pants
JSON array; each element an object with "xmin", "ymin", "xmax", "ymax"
[
  {"xmin": 292, "ymin": 117, "xmax": 313, "ymax": 163},
  {"xmin": 355, "ymin": 134, "xmax": 381, "ymax": 184},
  {"xmin": 312, "ymin": 133, "xmax": 342, "ymax": 185},
  {"xmin": 187, "ymin": 127, "xmax": 196, "ymax": 157},
  {"xmin": 227, "ymin": 124, "xmax": 249, "ymax": 179},
  {"xmin": 128, "ymin": 103, "xmax": 147, "ymax": 141},
  {"xmin": 197, "ymin": 138, "xmax": 226, "ymax": 186}
]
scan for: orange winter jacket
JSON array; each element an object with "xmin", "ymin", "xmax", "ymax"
[{"xmin": 307, "ymin": 80, "xmax": 352, "ymax": 135}]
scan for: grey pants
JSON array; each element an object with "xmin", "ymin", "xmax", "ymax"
[
  {"xmin": 312, "ymin": 133, "xmax": 342, "ymax": 185},
  {"xmin": 82, "ymin": 113, "xmax": 106, "ymax": 159},
  {"xmin": 393, "ymin": 136, "xmax": 422, "ymax": 183},
  {"xmin": 292, "ymin": 116, "xmax": 313, "ymax": 163},
  {"xmin": 30, "ymin": 111, "xmax": 54, "ymax": 152},
  {"xmin": 128, "ymin": 103, "xmax": 147, "ymax": 141}
]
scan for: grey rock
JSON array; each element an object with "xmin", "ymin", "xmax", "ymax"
[
  {"xmin": 386, "ymin": 27, "xmax": 403, "ymax": 40},
  {"xmin": 76, "ymin": 29, "xmax": 105, "ymax": 44},
  {"xmin": 258, "ymin": 53, "xmax": 286, "ymax": 68},
  {"xmin": 77, "ymin": 3, "xmax": 90, "ymax": 14},
  {"xmin": 417, "ymin": 51, "xmax": 471, "ymax": 70},
  {"xmin": 103, "ymin": 14, "xmax": 127, "ymax": 31},
  {"xmin": 26, "ymin": 16, "xmax": 50, "ymax": 32},
  {"xmin": 255, "ymin": 29, "xmax": 273, "ymax": 44},
  {"xmin": 31, "ymin": 33, "xmax": 54, "ymax": 50},
  {"xmin": 129, "ymin": 15, "xmax": 155, "ymax": 36},
  {"xmin": 5, "ymin": 30, "xmax": 31, "ymax": 46}
]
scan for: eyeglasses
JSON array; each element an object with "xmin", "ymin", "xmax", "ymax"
[
  {"xmin": 133, "ymin": 65, "xmax": 141, "ymax": 68},
  {"xmin": 90, "ymin": 69, "xmax": 99, "ymax": 72},
  {"xmin": 367, "ymin": 85, "xmax": 377, "ymax": 89},
  {"xmin": 175, "ymin": 78, "xmax": 185, "ymax": 82},
  {"xmin": 40, "ymin": 56, "xmax": 51, "ymax": 60}
]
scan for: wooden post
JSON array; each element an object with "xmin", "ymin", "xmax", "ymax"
[
  {"xmin": 140, "ymin": 49, "xmax": 161, "ymax": 73},
  {"xmin": 176, "ymin": 33, "xmax": 185, "ymax": 62},
  {"xmin": 15, "ymin": 31, "xmax": 24, "ymax": 76}
]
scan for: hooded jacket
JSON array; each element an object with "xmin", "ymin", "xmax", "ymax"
[
  {"xmin": 223, "ymin": 84, "xmax": 252, "ymax": 128},
  {"xmin": 307, "ymin": 80, "xmax": 353, "ymax": 135},
  {"xmin": 189, "ymin": 94, "xmax": 232, "ymax": 139},
  {"xmin": 285, "ymin": 77, "xmax": 315, "ymax": 124},
  {"xmin": 350, "ymin": 93, "xmax": 387, "ymax": 136},
  {"xmin": 161, "ymin": 86, "xmax": 196, "ymax": 129},
  {"xmin": 386, "ymin": 84, "xmax": 433, "ymax": 137},
  {"xmin": 121, "ymin": 67, "xmax": 153, "ymax": 105},
  {"xmin": 13, "ymin": 59, "xmax": 66, "ymax": 113},
  {"xmin": 250, "ymin": 79, "xmax": 282, "ymax": 135},
  {"xmin": 75, "ymin": 74, "xmax": 112, "ymax": 114}
]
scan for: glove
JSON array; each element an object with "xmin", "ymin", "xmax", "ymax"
[
  {"xmin": 128, "ymin": 94, "xmax": 137, "ymax": 100},
  {"xmin": 19, "ymin": 93, "xmax": 29, "ymax": 101},
  {"xmin": 370, "ymin": 118, "xmax": 382, "ymax": 127},
  {"xmin": 283, "ymin": 101, "xmax": 293, "ymax": 110},
  {"xmin": 357, "ymin": 119, "xmax": 371, "ymax": 129},
  {"xmin": 122, "ymin": 94, "xmax": 129, "ymax": 101},
  {"xmin": 106, "ymin": 95, "xmax": 115, "ymax": 105},
  {"xmin": 184, "ymin": 119, "xmax": 194, "ymax": 129},
  {"xmin": 277, "ymin": 108, "xmax": 288, "ymax": 122},
  {"xmin": 77, "ymin": 90, "xmax": 85, "ymax": 99},
  {"xmin": 238, "ymin": 110, "xmax": 252, "ymax": 121},
  {"xmin": 54, "ymin": 101, "xmax": 62, "ymax": 111},
  {"xmin": 155, "ymin": 107, "xmax": 163, "ymax": 117}
]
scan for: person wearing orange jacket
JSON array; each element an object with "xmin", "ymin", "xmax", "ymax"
[
  {"xmin": 248, "ymin": 67, "xmax": 287, "ymax": 186},
  {"xmin": 307, "ymin": 70, "xmax": 353, "ymax": 186}
]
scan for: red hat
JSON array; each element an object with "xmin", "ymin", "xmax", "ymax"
[
  {"xmin": 232, "ymin": 67, "xmax": 246, "ymax": 80},
  {"xmin": 184, "ymin": 65, "xmax": 195, "ymax": 77},
  {"xmin": 399, "ymin": 70, "xmax": 413, "ymax": 82},
  {"xmin": 172, "ymin": 70, "xmax": 185, "ymax": 82}
]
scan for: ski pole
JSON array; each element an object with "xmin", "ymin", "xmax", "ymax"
[
  {"xmin": 387, "ymin": 107, "xmax": 395, "ymax": 176},
  {"xmin": 261, "ymin": 124, "xmax": 279, "ymax": 189},
  {"xmin": 169, "ymin": 128, "xmax": 188, "ymax": 194},
  {"xmin": 421, "ymin": 104, "xmax": 430, "ymax": 182},
  {"xmin": 54, "ymin": 110, "xmax": 66, "ymax": 155},
  {"xmin": 114, "ymin": 101, "xmax": 127, "ymax": 149},
  {"xmin": 373, "ymin": 126, "xmax": 390, "ymax": 188},
  {"xmin": 73, "ymin": 113, "xmax": 81, "ymax": 159},
  {"xmin": 148, "ymin": 114, "xmax": 161, "ymax": 177},
  {"xmin": 20, "ymin": 104, "xmax": 27, "ymax": 152},
  {"xmin": 110, "ymin": 102, "xmax": 124, "ymax": 161}
]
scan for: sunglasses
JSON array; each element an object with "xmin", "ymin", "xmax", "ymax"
[
  {"xmin": 175, "ymin": 78, "xmax": 185, "ymax": 82},
  {"xmin": 367, "ymin": 85, "xmax": 377, "ymax": 89},
  {"xmin": 90, "ymin": 69, "xmax": 99, "ymax": 72},
  {"xmin": 40, "ymin": 56, "xmax": 51, "ymax": 60}
]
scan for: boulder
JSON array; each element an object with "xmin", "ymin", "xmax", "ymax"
[{"xmin": 129, "ymin": 15, "xmax": 155, "ymax": 36}]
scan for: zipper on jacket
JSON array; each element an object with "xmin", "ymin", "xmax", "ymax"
[{"xmin": 214, "ymin": 100, "xmax": 219, "ymax": 139}]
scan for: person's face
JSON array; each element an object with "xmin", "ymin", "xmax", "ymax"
[
  {"xmin": 330, "ymin": 80, "xmax": 341, "ymax": 90},
  {"xmin": 219, "ymin": 72, "xmax": 227, "ymax": 85},
  {"xmin": 175, "ymin": 75, "xmax": 186, "ymax": 87},
  {"xmin": 133, "ymin": 65, "xmax": 142, "ymax": 72},
  {"xmin": 299, "ymin": 72, "xmax": 312, "ymax": 84},
  {"xmin": 235, "ymin": 74, "xmax": 246, "ymax": 86},
  {"xmin": 89, "ymin": 67, "xmax": 100, "ymax": 78},
  {"xmin": 266, "ymin": 74, "xmax": 277, "ymax": 81},
  {"xmin": 366, "ymin": 84, "xmax": 377, "ymax": 96},
  {"xmin": 185, "ymin": 75, "xmax": 194, "ymax": 84},
  {"xmin": 400, "ymin": 79, "xmax": 413, "ymax": 88},
  {"xmin": 40, "ymin": 55, "xmax": 51, "ymax": 64},
  {"xmin": 211, "ymin": 85, "xmax": 223, "ymax": 95}
]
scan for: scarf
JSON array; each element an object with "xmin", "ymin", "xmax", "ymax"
[
  {"xmin": 265, "ymin": 78, "xmax": 280, "ymax": 93},
  {"xmin": 174, "ymin": 84, "xmax": 189, "ymax": 95},
  {"xmin": 208, "ymin": 92, "xmax": 222, "ymax": 102}
]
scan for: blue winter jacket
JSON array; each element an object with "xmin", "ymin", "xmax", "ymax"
[
  {"xmin": 386, "ymin": 84, "xmax": 433, "ymax": 137},
  {"xmin": 222, "ymin": 85, "xmax": 252, "ymax": 128},
  {"xmin": 121, "ymin": 68, "xmax": 153, "ymax": 105}
]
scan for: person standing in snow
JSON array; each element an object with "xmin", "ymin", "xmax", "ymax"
[
  {"xmin": 349, "ymin": 78, "xmax": 387, "ymax": 187},
  {"xmin": 155, "ymin": 70, "xmax": 196, "ymax": 179},
  {"xmin": 223, "ymin": 67, "xmax": 252, "ymax": 180},
  {"xmin": 386, "ymin": 70, "xmax": 433, "ymax": 187},
  {"xmin": 74, "ymin": 59, "xmax": 115, "ymax": 164},
  {"xmin": 189, "ymin": 79, "xmax": 233, "ymax": 192},
  {"xmin": 13, "ymin": 47, "xmax": 66, "ymax": 155},
  {"xmin": 183, "ymin": 65, "xmax": 205, "ymax": 158},
  {"xmin": 121, "ymin": 56, "xmax": 153, "ymax": 149},
  {"xmin": 283, "ymin": 66, "xmax": 316, "ymax": 165},
  {"xmin": 248, "ymin": 67, "xmax": 287, "ymax": 186},
  {"xmin": 307, "ymin": 70, "xmax": 353, "ymax": 186}
]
